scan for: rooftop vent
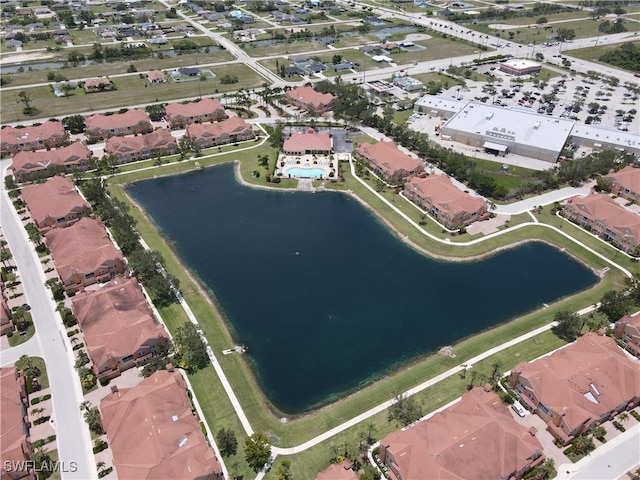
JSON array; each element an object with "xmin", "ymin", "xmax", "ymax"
[
  {"xmin": 486, "ymin": 112, "xmax": 494, "ymax": 120},
  {"xmin": 172, "ymin": 415, "xmax": 179, "ymax": 422},
  {"xmin": 534, "ymin": 121, "xmax": 540, "ymax": 130},
  {"xmin": 178, "ymin": 436, "xmax": 188, "ymax": 447}
]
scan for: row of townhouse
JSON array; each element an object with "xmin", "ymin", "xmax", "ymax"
[
  {"xmin": 564, "ymin": 192, "xmax": 640, "ymax": 255},
  {"xmin": 614, "ymin": 311, "xmax": 640, "ymax": 358},
  {"xmin": 375, "ymin": 331, "xmax": 640, "ymax": 480},
  {"xmin": 285, "ymin": 85, "xmax": 335, "ymax": 114},
  {"xmin": 0, "ymin": 368, "xmax": 34, "ymax": 480},
  {"xmin": 8, "ymin": 107, "xmax": 254, "ymax": 182},
  {"xmin": 354, "ymin": 140, "xmax": 489, "ymax": 228},
  {"xmin": 18, "ymin": 178, "xmax": 224, "ymax": 479},
  {"xmin": 509, "ymin": 332, "xmax": 640, "ymax": 445}
]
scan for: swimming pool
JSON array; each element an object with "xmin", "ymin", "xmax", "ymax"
[{"xmin": 284, "ymin": 167, "xmax": 327, "ymax": 178}]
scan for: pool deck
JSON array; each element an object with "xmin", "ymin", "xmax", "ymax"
[{"xmin": 276, "ymin": 153, "xmax": 335, "ymax": 179}]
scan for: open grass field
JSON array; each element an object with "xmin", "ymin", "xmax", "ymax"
[
  {"xmin": 566, "ymin": 40, "xmax": 640, "ymax": 69},
  {"xmin": 1, "ymin": 64, "xmax": 264, "ymax": 123},
  {"xmin": 0, "ymin": 49, "xmax": 235, "ymax": 88}
]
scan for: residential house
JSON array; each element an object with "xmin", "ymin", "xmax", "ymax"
[
  {"xmin": 355, "ymin": 140, "xmax": 424, "ymax": 183},
  {"xmin": 333, "ymin": 61, "xmax": 353, "ymax": 72},
  {"xmin": 100, "ymin": 370, "xmax": 224, "ymax": 479},
  {"xmin": 283, "ymin": 131, "xmax": 331, "ymax": 155},
  {"xmin": 362, "ymin": 16, "xmax": 385, "ymax": 26},
  {"xmin": 177, "ymin": 67, "xmax": 200, "ymax": 77},
  {"xmin": 72, "ymin": 277, "xmax": 168, "ymax": 379},
  {"xmin": 45, "ymin": 217, "xmax": 125, "ymax": 291},
  {"xmin": 84, "ymin": 77, "xmax": 111, "ymax": 89},
  {"xmin": 509, "ymin": 332, "xmax": 640, "ymax": 445},
  {"xmin": 606, "ymin": 165, "xmax": 640, "ymax": 203},
  {"xmin": 316, "ymin": 461, "xmax": 358, "ymax": 480},
  {"xmin": 285, "ymin": 85, "xmax": 335, "ymax": 114},
  {"xmin": 21, "ymin": 176, "xmax": 91, "ymax": 231},
  {"xmin": 165, "ymin": 98, "xmax": 226, "ymax": 128},
  {"xmin": 5, "ymin": 39, "xmax": 23, "ymax": 49},
  {"xmin": 0, "ymin": 367, "xmax": 34, "ymax": 480},
  {"xmin": 85, "ymin": 110, "xmax": 152, "ymax": 142},
  {"xmin": 614, "ymin": 312, "xmax": 640, "ymax": 358},
  {"xmin": 1, "ymin": 121, "xmax": 68, "ymax": 157},
  {"xmin": 186, "ymin": 116, "xmax": 254, "ymax": 148},
  {"xmin": 11, "ymin": 142, "xmax": 92, "ymax": 182},
  {"xmin": 404, "ymin": 175, "xmax": 489, "ymax": 228},
  {"xmin": 147, "ymin": 70, "xmax": 166, "ymax": 83},
  {"xmin": 379, "ymin": 387, "xmax": 545, "ymax": 480},
  {"xmin": 563, "ymin": 194, "xmax": 640, "ymax": 255},
  {"xmin": 104, "ymin": 129, "xmax": 177, "ymax": 164}
]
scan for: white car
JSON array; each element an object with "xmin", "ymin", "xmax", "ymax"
[{"xmin": 512, "ymin": 401, "xmax": 526, "ymax": 417}]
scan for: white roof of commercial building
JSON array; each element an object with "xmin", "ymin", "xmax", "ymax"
[
  {"xmin": 443, "ymin": 102, "xmax": 574, "ymax": 153},
  {"xmin": 502, "ymin": 59, "xmax": 540, "ymax": 70},
  {"xmin": 570, "ymin": 124, "xmax": 640, "ymax": 151},
  {"xmin": 415, "ymin": 94, "xmax": 467, "ymax": 114}
]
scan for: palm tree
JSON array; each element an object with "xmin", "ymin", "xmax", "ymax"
[
  {"xmin": 618, "ymin": 412, "xmax": 629, "ymax": 423},
  {"xmin": 96, "ymin": 461, "xmax": 106, "ymax": 472},
  {"xmin": 31, "ymin": 407, "xmax": 45, "ymax": 420}
]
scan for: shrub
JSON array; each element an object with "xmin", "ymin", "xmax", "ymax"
[
  {"xmin": 72, "ymin": 343, "xmax": 84, "ymax": 351},
  {"xmin": 33, "ymin": 416, "xmax": 50, "ymax": 425},
  {"xmin": 42, "ymin": 394, "xmax": 51, "ymax": 401},
  {"xmin": 31, "ymin": 397, "xmax": 41, "ymax": 405},
  {"xmin": 93, "ymin": 439, "xmax": 108, "ymax": 454},
  {"xmin": 99, "ymin": 376, "xmax": 110, "ymax": 387},
  {"xmin": 612, "ymin": 421, "xmax": 626, "ymax": 432},
  {"xmin": 98, "ymin": 467, "xmax": 113, "ymax": 478},
  {"xmin": 631, "ymin": 410, "xmax": 640, "ymax": 422}
]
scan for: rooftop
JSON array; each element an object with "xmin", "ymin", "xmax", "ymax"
[
  {"xmin": 606, "ymin": 165, "xmax": 640, "ymax": 192},
  {"xmin": 566, "ymin": 194, "xmax": 640, "ymax": 244},
  {"xmin": 356, "ymin": 140, "xmax": 423, "ymax": 174},
  {"xmin": 105, "ymin": 129, "xmax": 177, "ymax": 156},
  {"xmin": 0, "ymin": 368, "xmax": 29, "ymax": 471},
  {"xmin": 21, "ymin": 175, "xmax": 90, "ymax": 225},
  {"xmin": 165, "ymin": 98, "xmax": 224, "ymax": 120},
  {"xmin": 12, "ymin": 142, "xmax": 92, "ymax": 174},
  {"xmin": 85, "ymin": 109, "xmax": 150, "ymax": 132},
  {"xmin": 1, "ymin": 120, "xmax": 66, "ymax": 146},
  {"xmin": 186, "ymin": 116, "xmax": 253, "ymax": 140},
  {"xmin": 406, "ymin": 174, "xmax": 486, "ymax": 214},
  {"xmin": 286, "ymin": 86, "xmax": 335, "ymax": 108},
  {"xmin": 100, "ymin": 370, "xmax": 223, "ymax": 480},
  {"xmin": 283, "ymin": 131, "xmax": 331, "ymax": 152}
]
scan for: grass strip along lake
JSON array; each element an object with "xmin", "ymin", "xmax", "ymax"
[{"xmin": 128, "ymin": 163, "xmax": 597, "ymax": 414}]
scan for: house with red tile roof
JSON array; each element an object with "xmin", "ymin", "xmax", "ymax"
[
  {"xmin": 286, "ymin": 86, "xmax": 335, "ymax": 113},
  {"xmin": 283, "ymin": 131, "xmax": 332, "ymax": 155},
  {"xmin": 379, "ymin": 387, "xmax": 545, "ymax": 480},
  {"xmin": 21, "ymin": 176, "xmax": 91, "ymax": 231},
  {"xmin": 71, "ymin": 277, "xmax": 168, "ymax": 379},
  {"xmin": 0, "ymin": 367, "xmax": 35, "ymax": 480},
  {"xmin": 104, "ymin": 129, "xmax": 177, "ymax": 164},
  {"xmin": 45, "ymin": 217, "xmax": 125, "ymax": 291},
  {"xmin": 186, "ymin": 116, "xmax": 254, "ymax": 148},
  {"xmin": 100, "ymin": 370, "xmax": 224, "ymax": 480},
  {"xmin": 614, "ymin": 311, "xmax": 640, "ymax": 359},
  {"xmin": 509, "ymin": 332, "xmax": 640, "ymax": 445},
  {"xmin": 606, "ymin": 165, "xmax": 640, "ymax": 203},
  {"xmin": 1, "ymin": 121, "xmax": 68, "ymax": 157},
  {"xmin": 165, "ymin": 98, "xmax": 226, "ymax": 128},
  {"xmin": 11, "ymin": 142, "xmax": 92, "ymax": 182},
  {"xmin": 84, "ymin": 77, "xmax": 112, "ymax": 90},
  {"xmin": 404, "ymin": 174, "xmax": 489, "ymax": 228},
  {"xmin": 147, "ymin": 70, "xmax": 166, "ymax": 83},
  {"xmin": 563, "ymin": 194, "xmax": 640, "ymax": 255},
  {"xmin": 355, "ymin": 141, "xmax": 424, "ymax": 183},
  {"xmin": 316, "ymin": 461, "xmax": 358, "ymax": 480},
  {"xmin": 85, "ymin": 110, "xmax": 153, "ymax": 142}
]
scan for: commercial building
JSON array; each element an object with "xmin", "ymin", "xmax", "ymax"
[
  {"xmin": 393, "ymin": 76, "xmax": 424, "ymax": 92},
  {"xmin": 570, "ymin": 125, "xmax": 640, "ymax": 157},
  {"xmin": 509, "ymin": 332, "xmax": 640, "ymax": 444},
  {"xmin": 379, "ymin": 388, "xmax": 545, "ymax": 480},
  {"xmin": 440, "ymin": 102, "xmax": 574, "ymax": 162},
  {"xmin": 499, "ymin": 59, "xmax": 542, "ymax": 76},
  {"xmin": 413, "ymin": 95, "xmax": 467, "ymax": 119}
]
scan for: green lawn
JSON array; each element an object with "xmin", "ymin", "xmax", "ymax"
[
  {"xmin": 15, "ymin": 356, "xmax": 49, "ymax": 390},
  {"xmin": 1, "ymin": 64, "xmax": 263, "ymax": 123},
  {"xmin": 7, "ymin": 322, "xmax": 35, "ymax": 347}
]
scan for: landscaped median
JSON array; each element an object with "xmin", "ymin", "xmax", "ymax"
[{"xmin": 105, "ymin": 146, "xmax": 632, "ymax": 479}]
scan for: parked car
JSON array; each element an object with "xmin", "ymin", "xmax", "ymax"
[{"xmin": 512, "ymin": 401, "xmax": 526, "ymax": 417}]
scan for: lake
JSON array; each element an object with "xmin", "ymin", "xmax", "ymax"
[{"xmin": 127, "ymin": 163, "xmax": 598, "ymax": 414}]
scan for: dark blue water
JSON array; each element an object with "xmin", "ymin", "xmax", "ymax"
[{"xmin": 128, "ymin": 164, "xmax": 597, "ymax": 413}]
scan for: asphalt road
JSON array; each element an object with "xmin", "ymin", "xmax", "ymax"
[{"xmin": 0, "ymin": 161, "xmax": 97, "ymax": 480}]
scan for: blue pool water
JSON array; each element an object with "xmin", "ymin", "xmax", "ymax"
[{"xmin": 285, "ymin": 167, "xmax": 326, "ymax": 178}]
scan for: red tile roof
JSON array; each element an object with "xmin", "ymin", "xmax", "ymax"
[
  {"xmin": 85, "ymin": 77, "xmax": 111, "ymax": 88},
  {"xmin": 45, "ymin": 217, "xmax": 122, "ymax": 284},
  {"xmin": 85, "ymin": 110, "xmax": 151, "ymax": 132},
  {"xmin": 71, "ymin": 277, "xmax": 167, "ymax": 370},
  {"xmin": 100, "ymin": 370, "xmax": 223, "ymax": 480},
  {"xmin": 283, "ymin": 131, "xmax": 331, "ymax": 153},
  {"xmin": 186, "ymin": 116, "xmax": 253, "ymax": 141},
  {"xmin": 316, "ymin": 461, "xmax": 358, "ymax": 480},
  {"xmin": 566, "ymin": 194, "xmax": 640, "ymax": 245},
  {"xmin": 405, "ymin": 174, "xmax": 487, "ymax": 217},
  {"xmin": 380, "ymin": 388, "xmax": 544, "ymax": 480},
  {"xmin": 0, "ymin": 368, "xmax": 33, "ymax": 480},
  {"xmin": 286, "ymin": 86, "xmax": 335, "ymax": 109},
  {"xmin": 1, "ymin": 121, "xmax": 66, "ymax": 151},
  {"xmin": 512, "ymin": 333, "xmax": 640, "ymax": 433},
  {"xmin": 105, "ymin": 129, "xmax": 177, "ymax": 158},
  {"xmin": 21, "ymin": 175, "xmax": 90, "ymax": 228},
  {"xmin": 356, "ymin": 141, "xmax": 424, "ymax": 178},
  {"xmin": 165, "ymin": 98, "xmax": 224, "ymax": 122},
  {"xmin": 12, "ymin": 142, "xmax": 92, "ymax": 179},
  {"xmin": 606, "ymin": 165, "xmax": 640, "ymax": 196},
  {"xmin": 147, "ymin": 70, "xmax": 166, "ymax": 81}
]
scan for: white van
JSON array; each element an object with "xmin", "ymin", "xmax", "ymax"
[{"xmin": 512, "ymin": 401, "xmax": 526, "ymax": 417}]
